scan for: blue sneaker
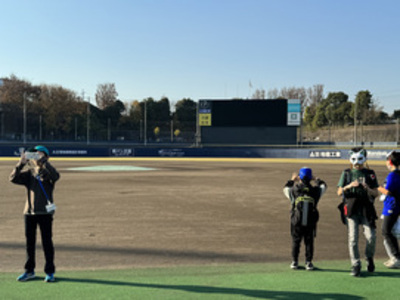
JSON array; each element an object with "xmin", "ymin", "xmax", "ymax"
[
  {"xmin": 17, "ymin": 272, "xmax": 35, "ymax": 282},
  {"xmin": 44, "ymin": 273, "xmax": 55, "ymax": 282}
]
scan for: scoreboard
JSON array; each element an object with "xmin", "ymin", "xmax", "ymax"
[{"xmin": 198, "ymin": 99, "xmax": 300, "ymax": 127}]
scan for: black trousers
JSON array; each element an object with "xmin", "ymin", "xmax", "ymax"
[
  {"xmin": 382, "ymin": 212, "xmax": 400, "ymax": 260},
  {"xmin": 291, "ymin": 223, "xmax": 314, "ymax": 262},
  {"xmin": 24, "ymin": 214, "xmax": 55, "ymax": 274}
]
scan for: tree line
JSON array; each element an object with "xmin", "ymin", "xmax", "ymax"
[
  {"xmin": 0, "ymin": 75, "xmax": 398, "ymax": 142},
  {"xmin": 0, "ymin": 75, "xmax": 197, "ymax": 142},
  {"xmin": 252, "ymin": 85, "xmax": 399, "ymax": 130}
]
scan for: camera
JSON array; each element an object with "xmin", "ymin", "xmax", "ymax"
[
  {"xmin": 25, "ymin": 151, "xmax": 40, "ymax": 160},
  {"xmin": 46, "ymin": 203, "xmax": 57, "ymax": 213}
]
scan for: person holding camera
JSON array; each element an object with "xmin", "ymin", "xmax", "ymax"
[
  {"xmin": 10, "ymin": 145, "xmax": 60, "ymax": 283},
  {"xmin": 283, "ymin": 167, "xmax": 327, "ymax": 271}
]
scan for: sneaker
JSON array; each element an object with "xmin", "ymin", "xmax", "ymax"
[
  {"xmin": 384, "ymin": 258, "xmax": 395, "ymax": 267},
  {"xmin": 386, "ymin": 259, "xmax": 400, "ymax": 269},
  {"xmin": 16, "ymin": 272, "xmax": 35, "ymax": 282},
  {"xmin": 290, "ymin": 261, "xmax": 298, "ymax": 270},
  {"xmin": 44, "ymin": 273, "xmax": 55, "ymax": 282},
  {"xmin": 350, "ymin": 265, "xmax": 361, "ymax": 277},
  {"xmin": 366, "ymin": 257, "xmax": 375, "ymax": 272},
  {"xmin": 305, "ymin": 261, "xmax": 314, "ymax": 271}
]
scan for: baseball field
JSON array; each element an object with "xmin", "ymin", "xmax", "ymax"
[{"xmin": 1, "ymin": 157, "xmax": 399, "ymax": 299}]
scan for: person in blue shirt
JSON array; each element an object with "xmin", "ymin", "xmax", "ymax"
[{"xmin": 378, "ymin": 150, "xmax": 400, "ymax": 269}]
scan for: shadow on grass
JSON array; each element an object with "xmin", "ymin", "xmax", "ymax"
[
  {"xmin": 0, "ymin": 242, "xmax": 270, "ymax": 263},
  {"xmin": 319, "ymin": 268, "xmax": 400, "ymax": 278},
  {"xmin": 56, "ymin": 277, "xmax": 363, "ymax": 299}
]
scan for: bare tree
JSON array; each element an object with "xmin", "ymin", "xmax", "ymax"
[
  {"xmin": 267, "ymin": 88, "xmax": 279, "ymax": 99},
  {"xmin": 95, "ymin": 83, "xmax": 118, "ymax": 109},
  {"xmin": 306, "ymin": 84, "xmax": 324, "ymax": 107},
  {"xmin": 279, "ymin": 86, "xmax": 307, "ymax": 102},
  {"xmin": 251, "ymin": 88, "xmax": 266, "ymax": 99}
]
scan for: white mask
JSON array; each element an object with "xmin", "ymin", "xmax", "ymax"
[{"xmin": 349, "ymin": 149, "xmax": 367, "ymax": 166}]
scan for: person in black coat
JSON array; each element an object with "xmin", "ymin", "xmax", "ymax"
[{"xmin": 283, "ymin": 167, "xmax": 327, "ymax": 271}]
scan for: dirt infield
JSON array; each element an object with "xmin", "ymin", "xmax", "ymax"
[{"xmin": 0, "ymin": 158, "xmax": 390, "ymax": 272}]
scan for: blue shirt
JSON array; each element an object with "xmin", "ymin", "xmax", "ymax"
[{"xmin": 382, "ymin": 170, "xmax": 400, "ymax": 216}]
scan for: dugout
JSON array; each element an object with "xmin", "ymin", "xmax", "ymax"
[{"xmin": 198, "ymin": 99, "xmax": 300, "ymax": 145}]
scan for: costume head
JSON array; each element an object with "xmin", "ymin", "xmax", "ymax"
[
  {"xmin": 299, "ymin": 167, "xmax": 312, "ymax": 183},
  {"xmin": 349, "ymin": 148, "xmax": 367, "ymax": 166},
  {"xmin": 34, "ymin": 145, "xmax": 49, "ymax": 157}
]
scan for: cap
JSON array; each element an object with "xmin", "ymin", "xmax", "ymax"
[
  {"xmin": 299, "ymin": 167, "xmax": 312, "ymax": 182},
  {"xmin": 34, "ymin": 145, "xmax": 49, "ymax": 156}
]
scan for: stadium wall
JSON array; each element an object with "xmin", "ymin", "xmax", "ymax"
[{"xmin": 0, "ymin": 145, "xmax": 393, "ymax": 161}]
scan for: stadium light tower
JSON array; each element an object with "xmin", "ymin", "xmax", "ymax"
[
  {"xmin": 0, "ymin": 79, "xmax": 3, "ymax": 138},
  {"xmin": 144, "ymin": 100, "xmax": 147, "ymax": 146},
  {"xmin": 23, "ymin": 92, "xmax": 29, "ymax": 144},
  {"xmin": 354, "ymin": 99, "xmax": 357, "ymax": 146}
]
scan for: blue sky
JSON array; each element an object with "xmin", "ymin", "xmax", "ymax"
[{"xmin": 1, "ymin": 0, "xmax": 399, "ymax": 113}]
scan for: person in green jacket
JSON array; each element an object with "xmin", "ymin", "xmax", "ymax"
[{"xmin": 337, "ymin": 147, "xmax": 378, "ymax": 277}]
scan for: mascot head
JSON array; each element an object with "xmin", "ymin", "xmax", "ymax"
[{"xmin": 349, "ymin": 147, "xmax": 367, "ymax": 167}]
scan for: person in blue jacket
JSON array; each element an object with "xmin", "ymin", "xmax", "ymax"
[{"xmin": 378, "ymin": 150, "xmax": 400, "ymax": 269}]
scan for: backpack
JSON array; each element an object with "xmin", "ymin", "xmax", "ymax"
[{"xmin": 292, "ymin": 194, "xmax": 319, "ymax": 227}]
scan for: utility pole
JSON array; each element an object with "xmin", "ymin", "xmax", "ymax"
[
  {"xmin": 170, "ymin": 119, "xmax": 173, "ymax": 143},
  {"xmin": 84, "ymin": 92, "xmax": 90, "ymax": 145},
  {"xmin": 144, "ymin": 100, "xmax": 147, "ymax": 146},
  {"xmin": 195, "ymin": 101, "xmax": 200, "ymax": 147},
  {"xmin": 107, "ymin": 118, "xmax": 111, "ymax": 141},
  {"xmin": 75, "ymin": 117, "xmax": 78, "ymax": 141},
  {"xmin": 39, "ymin": 115, "xmax": 42, "ymax": 141},
  {"xmin": 23, "ymin": 92, "xmax": 27, "ymax": 144},
  {"xmin": 354, "ymin": 99, "xmax": 357, "ymax": 146}
]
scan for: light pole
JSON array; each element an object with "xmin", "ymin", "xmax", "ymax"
[
  {"xmin": 170, "ymin": 119, "xmax": 173, "ymax": 143},
  {"xmin": 86, "ymin": 96, "xmax": 90, "ymax": 145},
  {"xmin": 23, "ymin": 92, "xmax": 27, "ymax": 144},
  {"xmin": 107, "ymin": 118, "xmax": 111, "ymax": 141},
  {"xmin": 0, "ymin": 79, "xmax": 4, "ymax": 139},
  {"xmin": 39, "ymin": 115, "xmax": 42, "ymax": 141},
  {"xmin": 144, "ymin": 100, "xmax": 147, "ymax": 146},
  {"xmin": 75, "ymin": 117, "xmax": 78, "ymax": 141},
  {"xmin": 354, "ymin": 100, "xmax": 357, "ymax": 146},
  {"xmin": 195, "ymin": 101, "xmax": 200, "ymax": 147}
]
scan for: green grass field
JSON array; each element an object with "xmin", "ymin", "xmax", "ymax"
[{"xmin": 1, "ymin": 260, "xmax": 399, "ymax": 300}]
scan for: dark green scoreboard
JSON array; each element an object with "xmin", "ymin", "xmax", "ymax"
[{"xmin": 198, "ymin": 99, "xmax": 300, "ymax": 145}]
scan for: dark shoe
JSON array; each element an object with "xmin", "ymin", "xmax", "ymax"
[
  {"xmin": 305, "ymin": 261, "xmax": 314, "ymax": 271},
  {"xmin": 367, "ymin": 257, "xmax": 375, "ymax": 272},
  {"xmin": 351, "ymin": 265, "xmax": 361, "ymax": 277}
]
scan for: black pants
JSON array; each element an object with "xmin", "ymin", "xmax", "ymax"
[
  {"xmin": 24, "ymin": 214, "xmax": 55, "ymax": 274},
  {"xmin": 382, "ymin": 213, "xmax": 400, "ymax": 260},
  {"xmin": 291, "ymin": 223, "xmax": 314, "ymax": 262}
]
